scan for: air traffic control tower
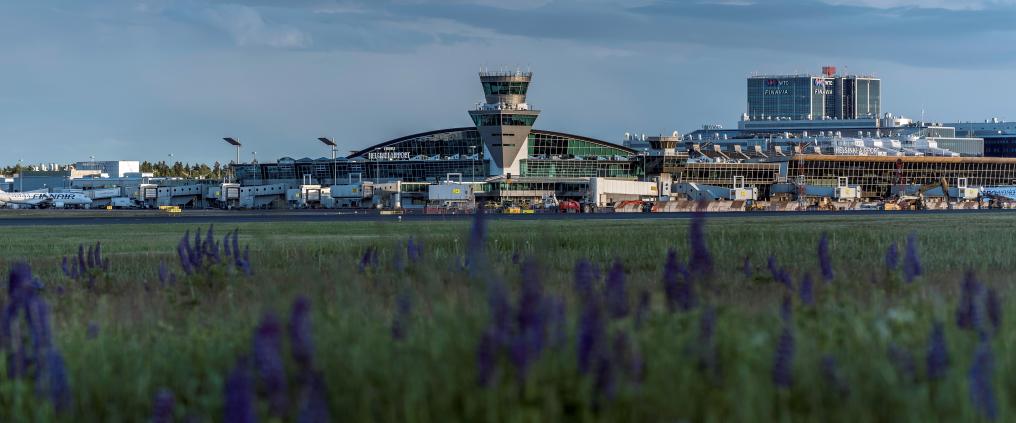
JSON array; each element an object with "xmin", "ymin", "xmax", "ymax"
[{"xmin": 468, "ymin": 71, "xmax": 541, "ymax": 177}]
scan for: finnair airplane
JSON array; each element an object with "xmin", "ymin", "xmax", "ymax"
[{"xmin": 0, "ymin": 190, "xmax": 92, "ymax": 208}]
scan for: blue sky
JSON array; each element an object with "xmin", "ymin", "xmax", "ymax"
[{"xmin": 3, "ymin": 0, "xmax": 1016, "ymax": 164}]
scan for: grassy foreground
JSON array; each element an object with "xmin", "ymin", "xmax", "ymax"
[{"xmin": 0, "ymin": 214, "xmax": 1014, "ymax": 421}]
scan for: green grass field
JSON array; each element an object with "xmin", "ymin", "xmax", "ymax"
[{"xmin": 0, "ymin": 214, "xmax": 1014, "ymax": 421}]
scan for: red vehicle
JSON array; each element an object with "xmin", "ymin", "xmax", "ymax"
[{"xmin": 558, "ymin": 200, "xmax": 581, "ymax": 213}]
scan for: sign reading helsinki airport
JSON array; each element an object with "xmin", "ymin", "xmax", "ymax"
[{"xmin": 366, "ymin": 151, "xmax": 410, "ymax": 160}]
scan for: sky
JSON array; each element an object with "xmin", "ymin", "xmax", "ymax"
[{"xmin": 3, "ymin": 0, "xmax": 1016, "ymax": 165}]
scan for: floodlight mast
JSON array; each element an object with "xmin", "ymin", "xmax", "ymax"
[
  {"xmin": 318, "ymin": 137, "xmax": 338, "ymax": 184},
  {"xmin": 223, "ymin": 137, "xmax": 242, "ymax": 182}
]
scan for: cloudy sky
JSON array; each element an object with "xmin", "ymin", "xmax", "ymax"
[{"xmin": 3, "ymin": 0, "xmax": 1016, "ymax": 164}]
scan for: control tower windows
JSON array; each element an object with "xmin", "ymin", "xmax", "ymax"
[{"xmin": 482, "ymin": 82, "xmax": 529, "ymax": 96}]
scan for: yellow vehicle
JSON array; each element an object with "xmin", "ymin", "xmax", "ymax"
[
  {"xmin": 503, "ymin": 207, "xmax": 522, "ymax": 214},
  {"xmin": 159, "ymin": 205, "xmax": 182, "ymax": 213}
]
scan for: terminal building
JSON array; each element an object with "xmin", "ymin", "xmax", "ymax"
[
  {"xmin": 687, "ymin": 67, "xmax": 984, "ymax": 156},
  {"xmin": 949, "ymin": 118, "xmax": 1016, "ymax": 157},
  {"xmin": 234, "ymin": 71, "xmax": 641, "ymax": 206}
]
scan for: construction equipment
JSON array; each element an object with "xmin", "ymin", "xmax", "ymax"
[
  {"xmin": 893, "ymin": 177, "xmax": 952, "ymax": 210},
  {"xmin": 558, "ymin": 199, "xmax": 581, "ymax": 213}
]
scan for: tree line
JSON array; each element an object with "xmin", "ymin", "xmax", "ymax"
[
  {"xmin": 1, "ymin": 161, "xmax": 228, "ymax": 179},
  {"xmin": 139, "ymin": 161, "xmax": 226, "ymax": 179}
]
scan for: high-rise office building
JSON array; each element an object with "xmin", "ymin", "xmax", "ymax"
[{"xmin": 746, "ymin": 67, "xmax": 880, "ymax": 121}]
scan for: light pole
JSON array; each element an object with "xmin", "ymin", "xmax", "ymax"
[
  {"xmin": 223, "ymin": 137, "xmax": 242, "ymax": 182},
  {"xmin": 318, "ymin": 137, "xmax": 338, "ymax": 185},
  {"xmin": 17, "ymin": 158, "xmax": 23, "ymax": 192},
  {"xmin": 642, "ymin": 148, "xmax": 648, "ymax": 181},
  {"xmin": 168, "ymin": 154, "xmax": 173, "ymax": 177},
  {"xmin": 469, "ymin": 145, "xmax": 476, "ymax": 182}
]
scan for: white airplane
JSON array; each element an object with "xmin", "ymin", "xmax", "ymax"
[{"xmin": 0, "ymin": 189, "xmax": 92, "ymax": 208}]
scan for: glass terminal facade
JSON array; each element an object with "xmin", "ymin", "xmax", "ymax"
[
  {"xmin": 235, "ymin": 128, "xmax": 638, "ymax": 184},
  {"xmin": 788, "ymin": 155, "xmax": 1016, "ymax": 196}
]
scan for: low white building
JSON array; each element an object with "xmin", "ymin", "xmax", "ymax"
[{"xmin": 74, "ymin": 160, "xmax": 141, "ymax": 178}]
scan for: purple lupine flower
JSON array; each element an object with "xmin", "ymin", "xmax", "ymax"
[
  {"xmin": 986, "ymin": 288, "xmax": 1001, "ymax": 334},
  {"xmin": 591, "ymin": 353, "xmax": 616, "ymax": 411},
  {"xmin": 239, "ymin": 246, "xmax": 252, "ymax": 276},
  {"xmin": 223, "ymin": 358, "xmax": 256, "ymax": 423},
  {"xmin": 768, "ymin": 256, "xmax": 792, "ymax": 289},
  {"xmin": 634, "ymin": 290, "xmax": 650, "ymax": 330},
  {"xmin": 772, "ymin": 326, "xmax": 795, "ymax": 388},
  {"xmin": 205, "ymin": 225, "xmax": 216, "ymax": 256},
  {"xmin": 742, "ymin": 255, "xmax": 752, "ymax": 278},
  {"xmin": 289, "ymin": 297, "xmax": 314, "ymax": 371},
  {"xmin": 37, "ymin": 349, "xmax": 72, "ymax": 413},
  {"xmin": 392, "ymin": 249, "xmax": 404, "ymax": 272},
  {"xmin": 662, "ymin": 249, "xmax": 680, "ymax": 311},
  {"xmin": 612, "ymin": 332, "xmax": 645, "ymax": 384},
  {"xmin": 888, "ymin": 343, "xmax": 916, "ymax": 383},
  {"xmin": 60, "ymin": 257, "xmax": 70, "ymax": 278},
  {"xmin": 4, "ymin": 262, "xmax": 39, "ymax": 379},
  {"xmin": 820, "ymin": 355, "xmax": 849, "ymax": 397},
  {"xmin": 296, "ymin": 371, "xmax": 331, "ymax": 423},
  {"xmin": 252, "ymin": 313, "xmax": 288, "ymax": 417},
  {"xmin": 86, "ymin": 321, "xmax": 99, "ymax": 340},
  {"xmin": 548, "ymin": 296, "xmax": 567, "ymax": 348},
  {"xmin": 574, "ymin": 259, "xmax": 596, "ymax": 303},
  {"xmin": 192, "ymin": 230, "xmax": 203, "ymax": 270},
  {"xmin": 903, "ymin": 233, "xmax": 922, "ymax": 283},
  {"xmin": 158, "ymin": 261, "xmax": 176, "ymax": 288},
  {"xmin": 151, "ymin": 389, "xmax": 176, "ymax": 423},
  {"xmin": 674, "ymin": 265, "xmax": 695, "ymax": 312},
  {"xmin": 969, "ymin": 338, "xmax": 998, "ymax": 421},
  {"xmin": 688, "ymin": 210, "xmax": 713, "ymax": 276},
  {"xmin": 798, "ymin": 273, "xmax": 814, "ymax": 306},
  {"xmin": 476, "ymin": 327, "xmax": 498, "ymax": 387},
  {"xmin": 486, "ymin": 280, "xmax": 513, "ymax": 346},
  {"xmin": 233, "ymin": 229, "xmax": 241, "ymax": 260},
  {"xmin": 466, "ymin": 208, "xmax": 487, "ymax": 275},
  {"xmin": 513, "ymin": 259, "xmax": 548, "ymax": 379},
  {"xmin": 358, "ymin": 246, "xmax": 377, "ymax": 273},
  {"xmin": 767, "ymin": 255, "xmax": 779, "ymax": 277},
  {"xmin": 697, "ymin": 306, "xmax": 718, "ymax": 376},
  {"xmin": 956, "ymin": 270, "xmax": 983, "ymax": 331},
  {"xmin": 223, "ymin": 230, "xmax": 233, "ymax": 258},
  {"xmin": 605, "ymin": 261, "xmax": 629, "ymax": 319},
  {"xmin": 406, "ymin": 237, "xmax": 423, "ymax": 263},
  {"xmin": 885, "ymin": 242, "xmax": 899, "ymax": 270},
  {"xmin": 95, "ymin": 241, "xmax": 108, "ymax": 271},
  {"xmin": 780, "ymin": 294, "xmax": 793, "ymax": 323},
  {"xmin": 926, "ymin": 321, "xmax": 950, "ymax": 380},
  {"xmin": 577, "ymin": 303, "xmax": 605, "ymax": 374},
  {"xmin": 817, "ymin": 233, "xmax": 833, "ymax": 282},
  {"xmin": 77, "ymin": 244, "xmax": 87, "ymax": 275},
  {"xmin": 86, "ymin": 243, "xmax": 96, "ymax": 269},
  {"xmin": 391, "ymin": 292, "xmax": 412, "ymax": 341},
  {"xmin": 177, "ymin": 235, "xmax": 193, "ymax": 275},
  {"xmin": 27, "ymin": 297, "xmax": 54, "ymax": 357}
]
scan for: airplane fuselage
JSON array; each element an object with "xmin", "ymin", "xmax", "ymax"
[{"xmin": 0, "ymin": 191, "xmax": 92, "ymax": 208}]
